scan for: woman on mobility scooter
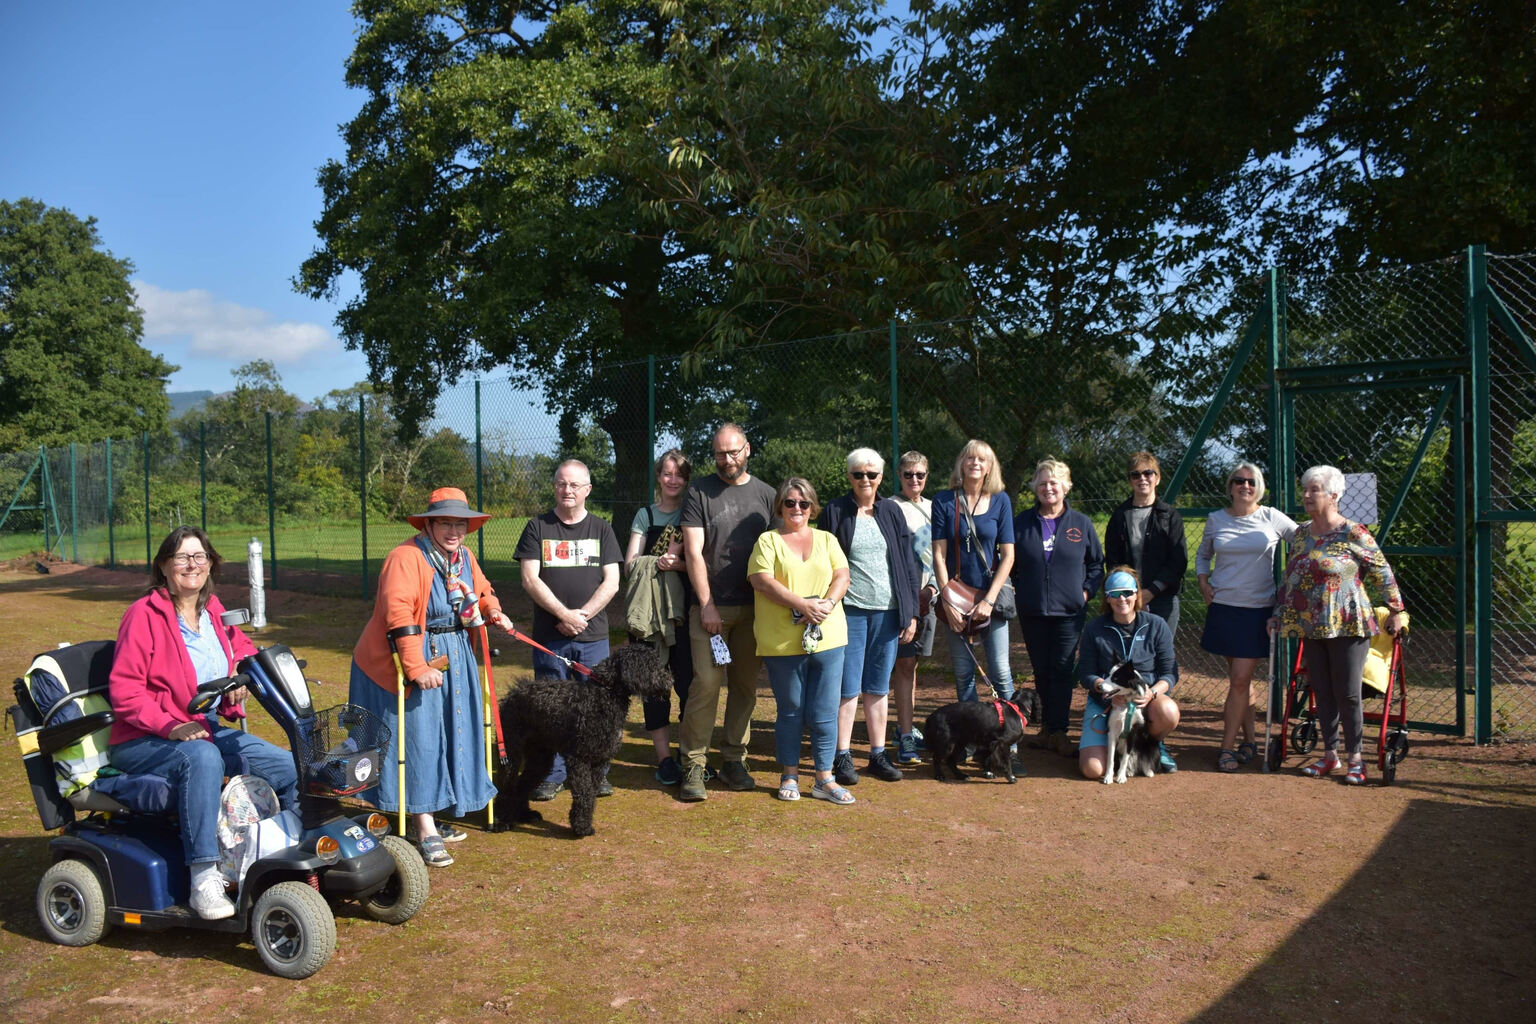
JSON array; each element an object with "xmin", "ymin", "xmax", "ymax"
[{"xmin": 107, "ymin": 526, "xmax": 299, "ymax": 920}]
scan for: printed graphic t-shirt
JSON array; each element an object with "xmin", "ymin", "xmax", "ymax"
[{"xmin": 514, "ymin": 511, "xmax": 621, "ymax": 644}]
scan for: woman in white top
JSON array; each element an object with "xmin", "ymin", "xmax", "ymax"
[{"xmin": 1195, "ymin": 462, "xmax": 1300, "ymax": 773}]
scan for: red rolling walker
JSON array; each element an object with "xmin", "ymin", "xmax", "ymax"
[{"xmin": 1266, "ymin": 615, "xmax": 1411, "ymax": 784}]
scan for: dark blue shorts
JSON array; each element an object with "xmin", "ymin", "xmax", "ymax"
[{"xmin": 1199, "ymin": 603, "xmax": 1271, "ymax": 659}]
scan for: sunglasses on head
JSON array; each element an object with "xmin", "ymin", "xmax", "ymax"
[
  {"xmin": 850, "ymin": 471, "xmax": 880, "ymax": 480},
  {"xmin": 1106, "ymin": 590, "xmax": 1137, "ymax": 600},
  {"xmin": 901, "ymin": 470, "xmax": 927, "ymax": 479},
  {"xmin": 783, "ymin": 499, "xmax": 812, "ymax": 510},
  {"xmin": 1231, "ymin": 477, "xmax": 1257, "ymax": 487},
  {"xmin": 1129, "ymin": 469, "xmax": 1157, "ymax": 479}
]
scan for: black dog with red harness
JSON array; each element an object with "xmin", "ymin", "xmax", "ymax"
[{"xmin": 923, "ymin": 689, "xmax": 1044, "ymax": 783}]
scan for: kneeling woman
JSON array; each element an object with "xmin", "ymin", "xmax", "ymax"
[
  {"xmin": 108, "ymin": 527, "xmax": 299, "ymax": 920},
  {"xmin": 1077, "ymin": 568, "xmax": 1180, "ymax": 779}
]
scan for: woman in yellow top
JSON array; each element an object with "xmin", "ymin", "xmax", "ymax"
[{"xmin": 748, "ymin": 477, "xmax": 852, "ymax": 805}]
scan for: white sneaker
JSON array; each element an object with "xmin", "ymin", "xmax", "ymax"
[{"xmin": 190, "ymin": 875, "xmax": 236, "ymax": 920}]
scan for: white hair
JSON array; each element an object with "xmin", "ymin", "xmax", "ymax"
[
  {"xmin": 845, "ymin": 447, "xmax": 885, "ymax": 473},
  {"xmin": 1227, "ymin": 461, "xmax": 1268, "ymax": 502},
  {"xmin": 1300, "ymin": 464, "xmax": 1346, "ymax": 500}
]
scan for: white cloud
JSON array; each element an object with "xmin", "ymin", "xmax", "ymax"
[{"xmin": 132, "ymin": 280, "xmax": 336, "ymax": 363}]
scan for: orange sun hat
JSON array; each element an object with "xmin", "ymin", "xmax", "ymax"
[{"xmin": 407, "ymin": 487, "xmax": 491, "ymax": 532}]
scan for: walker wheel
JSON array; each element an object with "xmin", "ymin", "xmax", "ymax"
[
  {"xmin": 1291, "ymin": 720, "xmax": 1319, "ymax": 755},
  {"xmin": 1266, "ymin": 737, "xmax": 1285, "ymax": 771}
]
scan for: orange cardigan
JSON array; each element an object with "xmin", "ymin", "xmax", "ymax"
[{"xmin": 352, "ymin": 536, "xmax": 504, "ymax": 694}]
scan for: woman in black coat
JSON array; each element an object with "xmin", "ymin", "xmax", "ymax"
[{"xmin": 1103, "ymin": 451, "xmax": 1188, "ymax": 635}]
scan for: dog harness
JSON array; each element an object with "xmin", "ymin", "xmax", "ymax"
[{"xmin": 992, "ymin": 700, "xmax": 1030, "ymax": 729}]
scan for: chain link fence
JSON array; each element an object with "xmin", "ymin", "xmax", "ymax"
[{"xmin": 5, "ymin": 251, "xmax": 1535, "ymax": 736}]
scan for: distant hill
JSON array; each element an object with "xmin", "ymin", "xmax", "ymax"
[{"xmin": 168, "ymin": 391, "xmax": 216, "ymax": 419}]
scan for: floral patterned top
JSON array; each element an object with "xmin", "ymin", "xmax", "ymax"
[{"xmin": 1275, "ymin": 520, "xmax": 1404, "ymax": 639}]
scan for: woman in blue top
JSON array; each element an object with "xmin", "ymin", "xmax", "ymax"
[
  {"xmin": 931, "ymin": 440, "xmax": 1015, "ymax": 704},
  {"xmin": 1077, "ymin": 568, "xmax": 1181, "ymax": 779},
  {"xmin": 1012, "ymin": 457, "xmax": 1104, "ymax": 756}
]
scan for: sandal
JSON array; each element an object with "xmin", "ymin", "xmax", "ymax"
[
  {"xmin": 1235, "ymin": 741, "xmax": 1258, "ymax": 764},
  {"xmin": 776, "ymin": 776, "xmax": 801, "ymax": 802},
  {"xmin": 1344, "ymin": 760, "xmax": 1367, "ymax": 786},
  {"xmin": 1302, "ymin": 754, "xmax": 1342, "ymax": 778},
  {"xmin": 1216, "ymin": 749, "xmax": 1240, "ymax": 773},
  {"xmin": 810, "ymin": 780, "xmax": 855, "ymax": 805},
  {"xmin": 416, "ymin": 834, "xmax": 454, "ymax": 868}
]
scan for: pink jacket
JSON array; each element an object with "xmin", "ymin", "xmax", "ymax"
[{"xmin": 108, "ymin": 589, "xmax": 257, "ymax": 745}]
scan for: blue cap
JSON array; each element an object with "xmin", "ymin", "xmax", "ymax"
[{"xmin": 1104, "ymin": 571, "xmax": 1138, "ymax": 596}]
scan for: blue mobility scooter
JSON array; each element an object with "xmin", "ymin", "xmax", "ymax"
[{"xmin": 10, "ymin": 615, "xmax": 429, "ymax": 979}]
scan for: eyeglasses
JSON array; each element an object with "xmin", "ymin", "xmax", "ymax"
[
  {"xmin": 554, "ymin": 481, "xmax": 590, "ymax": 491},
  {"xmin": 1230, "ymin": 477, "xmax": 1257, "ymax": 487},
  {"xmin": 901, "ymin": 471, "xmax": 927, "ymax": 480},
  {"xmin": 170, "ymin": 553, "xmax": 210, "ymax": 567},
  {"xmin": 1106, "ymin": 590, "xmax": 1137, "ymax": 600},
  {"xmin": 782, "ymin": 499, "xmax": 812, "ymax": 510},
  {"xmin": 1129, "ymin": 469, "xmax": 1157, "ymax": 479},
  {"xmin": 850, "ymin": 471, "xmax": 880, "ymax": 480},
  {"xmin": 713, "ymin": 446, "xmax": 746, "ymax": 461}
]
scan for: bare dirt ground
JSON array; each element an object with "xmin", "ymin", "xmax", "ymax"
[{"xmin": 1, "ymin": 564, "xmax": 1532, "ymax": 1023}]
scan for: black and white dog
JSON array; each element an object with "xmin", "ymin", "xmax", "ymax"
[{"xmin": 1094, "ymin": 660, "xmax": 1160, "ymax": 784}]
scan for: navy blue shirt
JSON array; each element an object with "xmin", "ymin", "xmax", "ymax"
[
  {"xmin": 931, "ymin": 490, "xmax": 1014, "ymax": 590},
  {"xmin": 1011, "ymin": 504, "xmax": 1104, "ymax": 617}
]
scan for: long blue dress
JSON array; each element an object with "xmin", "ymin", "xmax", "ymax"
[{"xmin": 348, "ymin": 538, "xmax": 496, "ymax": 816}]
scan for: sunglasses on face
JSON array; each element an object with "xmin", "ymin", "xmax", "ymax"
[
  {"xmin": 850, "ymin": 471, "xmax": 880, "ymax": 480},
  {"xmin": 783, "ymin": 499, "xmax": 812, "ymax": 510},
  {"xmin": 1230, "ymin": 478, "xmax": 1257, "ymax": 487},
  {"xmin": 901, "ymin": 471, "xmax": 927, "ymax": 480},
  {"xmin": 1107, "ymin": 590, "xmax": 1137, "ymax": 600},
  {"xmin": 1129, "ymin": 469, "xmax": 1157, "ymax": 479}
]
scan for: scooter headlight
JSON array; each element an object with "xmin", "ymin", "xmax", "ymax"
[
  {"xmin": 365, "ymin": 813, "xmax": 390, "ymax": 838},
  {"xmin": 315, "ymin": 835, "xmax": 340, "ymax": 864}
]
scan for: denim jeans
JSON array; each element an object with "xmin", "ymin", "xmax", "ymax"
[
  {"xmin": 532, "ymin": 637, "xmax": 611, "ymax": 785},
  {"xmin": 945, "ymin": 616, "xmax": 1014, "ymax": 702},
  {"xmin": 842, "ymin": 606, "xmax": 901, "ymax": 699},
  {"xmin": 109, "ymin": 722, "xmax": 298, "ymax": 865},
  {"xmin": 1019, "ymin": 613, "xmax": 1086, "ymax": 733},
  {"xmin": 765, "ymin": 649, "xmax": 845, "ymax": 772}
]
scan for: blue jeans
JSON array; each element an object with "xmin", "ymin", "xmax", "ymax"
[
  {"xmin": 1019, "ymin": 613, "xmax": 1086, "ymax": 733},
  {"xmin": 109, "ymin": 723, "xmax": 298, "ymax": 866},
  {"xmin": 532, "ymin": 636, "xmax": 611, "ymax": 785},
  {"xmin": 765, "ymin": 649, "xmax": 845, "ymax": 773},
  {"xmin": 945, "ymin": 617, "xmax": 1014, "ymax": 702},
  {"xmin": 842, "ymin": 607, "xmax": 901, "ymax": 699}
]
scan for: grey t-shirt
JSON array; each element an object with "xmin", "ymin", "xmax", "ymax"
[
  {"xmin": 1124, "ymin": 505, "xmax": 1152, "ymax": 575},
  {"xmin": 679, "ymin": 474, "xmax": 778, "ymax": 606}
]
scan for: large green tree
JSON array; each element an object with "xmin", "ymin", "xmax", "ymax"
[{"xmin": 0, "ymin": 198, "xmax": 175, "ymax": 450}]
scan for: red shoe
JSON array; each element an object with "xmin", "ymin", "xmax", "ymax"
[
  {"xmin": 1344, "ymin": 760, "xmax": 1367, "ymax": 785},
  {"xmin": 1301, "ymin": 754, "xmax": 1342, "ymax": 778}
]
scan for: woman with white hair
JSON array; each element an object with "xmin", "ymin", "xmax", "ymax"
[
  {"xmin": 819, "ymin": 448, "xmax": 921, "ymax": 785},
  {"xmin": 1196, "ymin": 461, "xmax": 1300, "ymax": 773},
  {"xmin": 1273, "ymin": 465, "xmax": 1406, "ymax": 785}
]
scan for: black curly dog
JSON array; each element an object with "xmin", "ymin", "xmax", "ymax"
[
  {"xmin": 493, "ymin": 643, "xmax": 673, "ymax": 837},
  {"xmin": 923, "ymin": 689, "xmax": 1044, "ymax": 783}
]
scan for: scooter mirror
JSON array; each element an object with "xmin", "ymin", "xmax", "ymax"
[{"xmin": 220, "ymin": 608, "xmax": 252, "ymax": 627}]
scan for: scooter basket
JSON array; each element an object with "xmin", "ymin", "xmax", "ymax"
[{"xmin": 297, "ymin": 704, "xmax": 390, "ymax": 796}]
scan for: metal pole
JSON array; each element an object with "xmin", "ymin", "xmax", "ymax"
[
  {"xmin": 199, "ymin": 420, "xmax": 207, "ymax": 532},
  {"xmin": 1265, "ymin": 268, "xmax": 1288, "ymax": 726},
  {"xmin": 475, "ymin": 378, "xmax": 484, "ymax": 564},
  {"xmin": 143, "ymin": 431, "xmax": 151, "ymax": 566},
  {"xmin": 106, "ymin": 437, "xmax": 115, "ymax": 569},
  {"xmin": 41, "ymin": 445, "xmax": 50, "ymax": 557},
  {"xmin": 647, "ymin": 354, "xmax": 656, "ymax": 463},
  {"xmin": 360, "ymin": 393, "xmax": 369, "ymax": 600},
  {"xmin": 266, "ymin": 410, "xmax": 277, "ymax": 591},
  {"xmin": 1468, "ymin": 244, "xmax": 1491, "ymax": 743},
  {"xmin": 69, "ymin": 442, "xmax": 78, "ymax": 563},
  {"xmin": 889, "ymin": 320, "xmax": 900, "ymax": 482}
]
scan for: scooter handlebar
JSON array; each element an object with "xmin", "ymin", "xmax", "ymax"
[{"xmin": 186, "ymin": 673, "xmax": 252, "ymax": 716}]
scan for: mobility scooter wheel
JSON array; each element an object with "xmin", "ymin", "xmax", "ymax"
[
  {"xmin": 362, "ymin": 835, "xmax": 431, "ymax": 925},
  {"xmin": 37, "ymin": 859, "xmax": 111, "ymax": 947},
  {"xmin": 252, "ymin": 881, "xmax": 337, "ymax": 979}
]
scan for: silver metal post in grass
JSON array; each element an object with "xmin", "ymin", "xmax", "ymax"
[{"xmin": 248, "ymin": 537, "xmax": 267, "ymax": 630}]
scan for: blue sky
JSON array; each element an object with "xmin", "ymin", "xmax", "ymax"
[{"xmin": 1, "ymin": 1, "xmax": 370, "ymax": 403}]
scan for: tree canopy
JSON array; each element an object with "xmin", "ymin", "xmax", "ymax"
[{"xmin": 0, "ymin": 198, "xmax": 175, "ymax": 450}]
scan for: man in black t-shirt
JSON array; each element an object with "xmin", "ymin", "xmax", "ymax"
[
  {"xmin": 677, "ymin": 423, "xmax": 777, "ymax": 801},
  {"xmin": 515, "ymin": 459, "xmax": 621, "ymax": 799}
]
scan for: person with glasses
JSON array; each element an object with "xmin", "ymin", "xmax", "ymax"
[
  {"xmin": 677, "ymin": 423, "xmax": 778, "ymax": 801},
  {"xmin": 818, "ymin": 448, "xmax": 921, "ymax": 785},
  {"xmin": 889, "ymin": 450, "xmax": 938, "ymax": 764},
  {"xmin": 748, "ymin": 478, "xmax": 854, "ymax": 804},
  {"xmin": 1104, "ymin": 452, "xmax": 1188, "ymax": 637},
  {"xmin": 1077, "ymin": 567, "xmax": 1180, "ymax": 780},
  {"xmin": 108, "ymin": 527, "xmax": 300, "ymax": 918},
  {"xmin": 350, "ymin": 487, "xmax": 515, "ymax": 866},
  {"xmin": 516, "ymin": 460, "xmax": 623, "ymax": 801},
  {"xmin": 1196, "ymin": 461, "xmax": 1300, "ymax": 773},
  {"xmin": 1273, "ymin": 465, "xmax": 1407, "ymax": 785}
]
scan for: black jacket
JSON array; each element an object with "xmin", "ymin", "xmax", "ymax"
[
  {"xmin": 1103, "ymin": 497, "xmax": 1188, "ymax": 599},
  {"xmin": 819, "ymin": 494, "xmax": 922, "ymax": 628}
]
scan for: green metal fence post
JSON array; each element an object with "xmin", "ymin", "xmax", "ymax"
[
  {"xmin": 647, "ymin": 354, "xmax": 655, "ymax": 464},
  {"xmin": 475, "ymin": 379, "xmax": 484, "ymax": 564},
  {"xmin": 889, "ymin": 320, "xmax": 900, "ymax": 479},
  {"xmin": 1453, "ymin": 375, "xmax": 1468, "ymax": 737},
  {"xmin": 199, "ymin": 420, "xmax": 207, "ymax": 532},
  {"xmin": 266, "ymin": 410, "xmax": 277, "ymax": 591},
  {"xmin": 41, "ymin": 445, "xmax": 51, "ymax": 556},
  {"xmin": 143, "ymin": 431, "xmax": 151, "ymax": 566},
  {"xmin": 106, "ymin": 438, "xmax": 115, "ymax": 569},
  {"xmin": 69, "ymin": 442, "xmax": 78, "ymax": 563},
  {"xmin": 360, "ymin": 393, "xmax": 369, "ymax": 600},
  {"xmin": 1468, "ymin": 244, "xmax": 1491, "ymax": 743}
]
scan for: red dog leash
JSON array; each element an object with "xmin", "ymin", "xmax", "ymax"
[{"xmin": 504, "ymin": 624, "xmax": 594, "ymax": 677}]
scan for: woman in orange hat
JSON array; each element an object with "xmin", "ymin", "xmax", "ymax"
[{"xmin": 348, "ymin": 487, "xmax": 513, "ymax": 867}]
